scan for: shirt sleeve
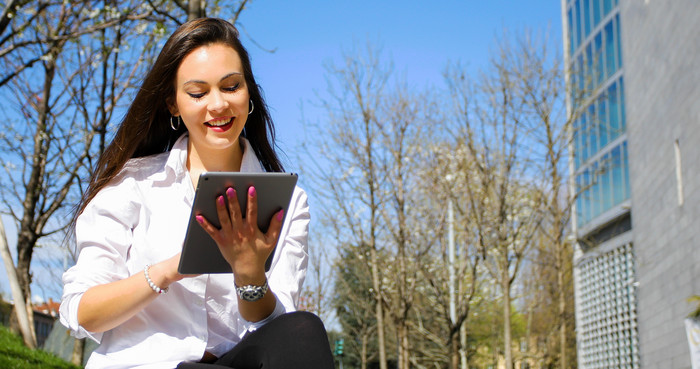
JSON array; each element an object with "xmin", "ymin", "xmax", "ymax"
[
  {"xmin": 237, "ymin": 296, "xmax": 287, "ymax": 336},
  {"xmin": 258, "ymin": 186, "xmax": 310, "ymax": 317},
  {"xmin": 59, "ymin": 179, "xmax": 140, "ymax": 342}
]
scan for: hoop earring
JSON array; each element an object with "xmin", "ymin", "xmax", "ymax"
[
  {"xmin": 170, "ymin": 116, "xmax": 181, "ymax": 131},
  {"xmin": 248, "ymin": 100, "xmax": 254, "ymax": 115}
]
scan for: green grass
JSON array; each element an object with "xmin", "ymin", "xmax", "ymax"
[{"xmin": 0, "ymin": 325, "xmax": 80, "ymax": 369}]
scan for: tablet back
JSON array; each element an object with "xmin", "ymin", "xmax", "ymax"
[{"xmin": 178, "ymin": 172, "xmax": 298, "ymax": 274}]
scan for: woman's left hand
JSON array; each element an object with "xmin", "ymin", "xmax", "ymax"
[{"xmin": 195, "ymin": 186, "xmax": 284, "ymax": 285}]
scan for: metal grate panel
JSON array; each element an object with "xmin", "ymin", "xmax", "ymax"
[{"xmin": 577, "ymin": 243, "xmax": 639, "ymax": 369}]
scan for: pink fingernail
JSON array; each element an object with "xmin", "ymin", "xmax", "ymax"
[
  {"xmin": 196, "ymin": 215, "xmax": 204, "ymax": 224},
  {"xmin": 217, "ymin": 196, "xmax": 225, "ymax": 206},
  {"xmin": 248, "ymin": 186, "xmax": 256, "ymax": 197},
  {"xmin": 276, "ymin": 209, "xmax": 284, "ymax": 221},
  {"xmin": 226, "ymin": 187, "xmax": 235, "ymax": 198}
]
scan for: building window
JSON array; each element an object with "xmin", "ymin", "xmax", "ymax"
[{"xmin": 575, "ymin": 141, "xmax": 630, "ymax": 227}]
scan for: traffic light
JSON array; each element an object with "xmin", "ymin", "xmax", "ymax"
[{"xmin": 334, "ymin": 338, "xmax": 344, "ymax": 356}]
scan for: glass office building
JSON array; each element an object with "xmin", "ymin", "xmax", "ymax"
[
  {"xmin": 565, "ymin": 1, "xmax": 700, "ymax": 368},
  {"xmin": 568, "ymin": 0, "xmax": 630, "ymax": 229},
  {"xmin": 563, "ymin": 0, "xmax": 638, "ymax": 368}
]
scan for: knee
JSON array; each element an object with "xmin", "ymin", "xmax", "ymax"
[{"xmin": 281, "ymin": 311, "xmax": 327, "ymax": 332}]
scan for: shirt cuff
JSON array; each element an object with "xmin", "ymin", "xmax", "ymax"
[
  {"xmin": 239, "ymin": 295, "xmax": 286, "ymax": 336},
  {"xmin": 59, "ymin": 292, "xmax": 104, "ymax": 343}
]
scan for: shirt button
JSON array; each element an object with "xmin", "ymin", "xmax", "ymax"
[{"xmin": 195, "ymin": 299, "xmax": 204, "ymax": 307}]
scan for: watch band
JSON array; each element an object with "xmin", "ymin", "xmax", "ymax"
[{"xmin": 235, "ymin": 280, "xmax": 268, "ymax": 302}]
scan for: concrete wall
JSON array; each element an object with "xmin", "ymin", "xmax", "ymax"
[{"xmin": 620, "ymin": 0, "xmax": 700, "ymax": 367}]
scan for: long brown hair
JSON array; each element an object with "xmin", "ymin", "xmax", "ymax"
[{"xmin": 76, "ymin": 18, "xmax": 283, "ymax": 216}]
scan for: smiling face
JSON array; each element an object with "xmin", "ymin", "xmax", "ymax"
[{"xmin": 170, "ymin": 43, "xmax": 251, "ymax": 171}]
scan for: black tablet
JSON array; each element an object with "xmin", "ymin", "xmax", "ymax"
[{"xmin": 178, "ymin": 172, "xmax": 298, "ymax": 274}]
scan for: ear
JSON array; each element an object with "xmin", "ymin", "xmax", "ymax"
[{"xmin": 166, "ymin": 96, "xmax": 179, "ymax": 116}]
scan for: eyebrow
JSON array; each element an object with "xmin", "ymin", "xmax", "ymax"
[{"xmin": 183, "ymin": 72, "xmax": 244, "ymax": 86}]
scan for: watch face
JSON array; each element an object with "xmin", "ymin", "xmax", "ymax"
[{"xmin": 237, "ymin": 284, "xmax": 267, "ymax": 301}]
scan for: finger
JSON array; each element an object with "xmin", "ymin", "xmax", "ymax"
[
  {"xmin": 264, "ymin": 209, "xmax": 285, "ymax": 244},
  {"xmin": 226, "ymin": 187, "xmax": 243, "ymax": 226},
  {"xmin": 195, "ymin": 213, "xmax": 223, "ymax": 243},
  {"xmin": 246, "ymin": 186, "xmax": 258, "ymax": 231},
  {"xmin": 215, "ymin": 195, "xmax": 232, "ymax": 230}
]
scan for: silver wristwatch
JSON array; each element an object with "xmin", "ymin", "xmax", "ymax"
[{"xmin": 235, "ymin": 280, "xmax": 268, "ymax": 302}]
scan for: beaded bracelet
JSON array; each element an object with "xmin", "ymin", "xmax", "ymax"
[{"xmin": 144, "ymin": 264, "xmax": 169, "ymax": 294}]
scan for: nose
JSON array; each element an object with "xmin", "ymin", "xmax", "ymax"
[{"xmin": 208, "ymin": 90, "xmax": 229, "ymax": 112}]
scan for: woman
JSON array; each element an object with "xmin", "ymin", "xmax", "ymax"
[{"xmin": 60, "ymin": 18, "xmax": 333, "ymax": 368}]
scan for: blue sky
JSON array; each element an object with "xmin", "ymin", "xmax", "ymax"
[
  {"xmin": 237, "ymin": 0, "xmax": 563, "ymax": 172},
  {"xmin": 0, "ymin": 0, "xmax": 564, "ymax": 302}
]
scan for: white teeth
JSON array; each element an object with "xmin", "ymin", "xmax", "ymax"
[{"xmin": 208, "ymin": 118, "xmax": 232, "ymax": 127}]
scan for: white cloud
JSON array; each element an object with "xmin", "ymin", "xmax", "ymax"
[{"xmin": 32, "ymin": 294, "xmax": 44, "ymax": 304}]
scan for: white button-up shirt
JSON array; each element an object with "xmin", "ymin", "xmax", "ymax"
[{"xmin": 60, "ymin": 134, "xmax": 309, "ymax": 369}]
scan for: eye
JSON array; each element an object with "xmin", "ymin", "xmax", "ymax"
[
  {"xmin": 223, "ymin": 83, "xmax": 240, "ymax": 92},
  {"xmin": 188, "ymin": 92, "xmax": 206, "ymax": 99}
]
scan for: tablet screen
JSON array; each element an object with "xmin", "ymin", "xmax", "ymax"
[{"xmin": 178, "ymin": 172, "xmax": 298, "ymax": 274}]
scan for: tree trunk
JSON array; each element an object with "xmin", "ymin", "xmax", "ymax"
[
  {"xmin": 12, "ymin": 49, "xmax": 57, "ymax": 350},
  {"xmin": 396, "ymin": 229, "xmax": 410, "ymax": 369},
  {"xmin": 361, "ymin": 332, "xmax": 368, "ymax": 369},
  {"xmin": 503, "ymin": 264, "xmax": 513, "ymax": 369},
  {"xmin": 369, "ymin": 245, "xmax": 388, "ymax": 369},
  {"xmin": 15, "ymin": 232, "xmax": 38, "ymax": 350},
  {"xmin": 448, "ymin": 199, "xmax": 458, "ymax": 369},
  {"xmin": 397, "ymin": 321, "xmax": 409, "ymax": 369},
  {"xmin": 15, "ymin": 231, "xmax": 36, "ymax": 310},
  {"xmin": 71, "ymin": 337, "xmax": 86, "ymax": 366},
  {"xmin": 0, "ymin": 218, "xmax": 36, "ymax": 348},
  {"xmin": 451, "ymin": 330, "xmax": 459, "ymax": 369},
  {"xmin": 187, "ymin": 0, "xmax": 204, "ymax": 20},
  {"xmin": 364, "ymin": 89, "xmax": 387, "ymax": 369},
  {"xmin": 460, "ymin": 322, "xmax": 469, "ymax": 369},
  {"xmin": 557, "ymin": 242, "xmax": 567, "ymax": 369}
]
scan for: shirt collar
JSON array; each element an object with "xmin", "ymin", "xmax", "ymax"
[
  {"xmin": 239, "ymin": 137, "xmax": 265, "ymax": 173},
  {"xmin": 162, "ymin": 133, "xmax": 189, "ymax": 181},
  {"xmin": 155, "ymin": 134, "xmax": 264, "ymax": 182}
]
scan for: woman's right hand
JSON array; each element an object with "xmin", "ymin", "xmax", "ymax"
[
  {"xmin": 194, "ymin": 186, "xmax": 284, "ymax": 285},
  {"xmin": 149, "ymin": 252, "xmax": 198, "ymax": 288}
]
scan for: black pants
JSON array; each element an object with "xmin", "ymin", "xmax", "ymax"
[{"xmin": 177, "ymin": 311, "xmax": 334, "ymax": 369}]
